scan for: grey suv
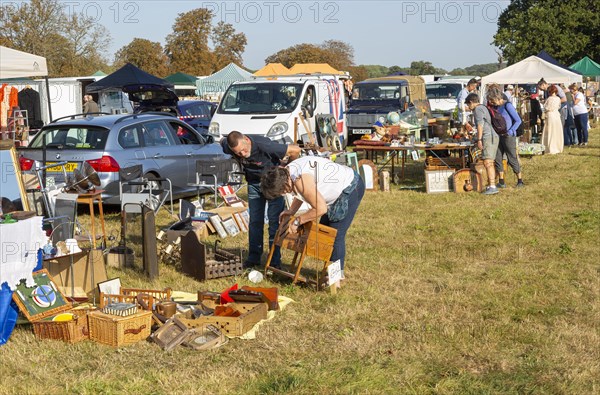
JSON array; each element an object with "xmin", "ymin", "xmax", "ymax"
[{"xmin": 18, "ymin": 113, "xmax": 234, "ymax": 205}]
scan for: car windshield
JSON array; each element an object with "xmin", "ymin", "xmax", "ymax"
[
  {"xmin": 218, "ymin": 83, "xmax": 303, "ymax": 114},
  {"xmin": 426, "ymin": 83, "xmax": 462, "ymax": 99},
  {"xmin": 182, "ymin": 103, "xmax": 211, "ymax": 117},
  {"xmin": 29, "ymin": 126, "xmax": 110, "ymax": 150},
  {"xmin": 352, "ymin": 83, "xmax": 405, "ymax": 101}
]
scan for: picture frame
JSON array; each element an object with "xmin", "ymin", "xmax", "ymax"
[
  {"xmin": 358, "ymin": 159, "xmax": 379, "ymax": 191},
  {"xmin": 0, "ymin": 142, "xmax": 30, "ymax": 211},
  {"xmin": 425, "ymin": 169, "xmax": 455, "ymax": 193},
  {"xmin": 221, "ymin": 217, "xmax": 240, "ymax": 237},
  {"xmin": 97, "ymin": 277, "xmax": 122, "ymax": 297},
  {"xmin": 12, "ymin": 269, "xmax": 70, "ymax": 321},
  {"xmin": 233, "ymin": 212, "xmax": 247, "ymax": 232},
  {"xmin": 209, "ymin": 215, "xmax": 228, "ymax": 238}
]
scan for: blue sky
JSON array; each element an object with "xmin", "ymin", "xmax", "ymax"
[{"xmin": 76, "ymin": 0, "xmax": 509, "ymax": 71}]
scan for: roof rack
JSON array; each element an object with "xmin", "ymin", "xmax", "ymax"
[
  {"xmin": 50, "ymin": 112, "xmax": 111, "ymax": 123},
  {"xmin": 113, "ymin": 111, "xmax": 177, "ymax": 125}
]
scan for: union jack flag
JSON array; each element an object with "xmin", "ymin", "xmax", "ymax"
[{"xmin": 324, "ymin": 79, "xmax": 345, "ymax": 135}]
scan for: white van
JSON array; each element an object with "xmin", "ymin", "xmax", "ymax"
[
  {"xmin": 426, "ymin": 78, "xmax": 472, "ymax": 116},
  {"xmin": 208, "ymin": 74, "xmax": 349, "ymax": 147}
]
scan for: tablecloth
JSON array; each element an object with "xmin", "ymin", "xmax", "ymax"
[{"xmin": 0, "ymin": 216, "xmax": 46, "ymax": 290}]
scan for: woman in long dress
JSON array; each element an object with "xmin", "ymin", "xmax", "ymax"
[{"xmin": 542, "ymin": 85, "xmax": 564, "ymax": 154}]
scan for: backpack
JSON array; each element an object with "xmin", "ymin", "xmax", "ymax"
[{"xmin": 486, "ymin": 104, "xmax": 508, "ymax": 136}]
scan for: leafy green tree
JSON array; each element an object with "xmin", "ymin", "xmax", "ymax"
[
  {"xmin": 114, "ymin": 38, "xmax": 170, "ymax": 77},
  {"xmin": 388, "ymin": 65, "xmax": 410, "ymax": 75},
  {"xmin": 265, "ymin": 43, "xmax": 332, "ymax": 68},
  {"xmin": 360, "ymin": 65, "xmax": 390, "ymax": 78},
  {"xmin": 493, "ymin": 0, "xmax": 600, "ymax": 65},
  {"xmin": 211, "ymin": 21, "xmax": 248, "ymax": 70},
  {"xmin": 321, "ymin": 40, "xmax": 355, "ymax": 71},
  {"xmin": 165, "ymin": 8, "xmax": 215, "ymax": 75},
  {"xmin": 347, "ymin": 65, "xmax": 369, "ymax": 82},
  {"xmin": 408, "ymin": 61, "xmax": 447, "ymax": 76},
  {"xmin": 0, "ymin": 0, "xmax": 111, "ymax": 76},
  {"xmin": 265, "ymin": 40, "xmax": 355, "ymax": 71}
]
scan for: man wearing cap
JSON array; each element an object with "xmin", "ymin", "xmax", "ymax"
[
  {"xmin": 504, "ymin": 85, "xmax": 516, "ymax": 107},
  {"xmin": 456, "ymin": 78, "xmax": 479, "ymax": 125}
]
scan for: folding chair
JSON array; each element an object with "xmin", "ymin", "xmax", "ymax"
[
  {"xmin": 118, "ymin": 165, "xmax": 173, "ymax": 215},
  {"xmin": 189, "ymin": 159, "xmax": 243, "ymax": 207}
]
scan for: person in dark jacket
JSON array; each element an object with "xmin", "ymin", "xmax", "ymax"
[{"xmin": 221, "ymin": 131, "xmax": 301, "ymax": 268}]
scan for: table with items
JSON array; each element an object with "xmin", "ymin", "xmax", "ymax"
[{"xmin": 353, "ymin": 142, "xmax": 474, "ymax": 181}]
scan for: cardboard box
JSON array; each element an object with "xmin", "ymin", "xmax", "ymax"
[{"xmin": 42, "ymin": 249, "xmax": 107, "ymax": 300}]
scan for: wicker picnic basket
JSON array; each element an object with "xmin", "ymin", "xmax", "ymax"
[
  {"xmin": 31, "ymin": 308, "xmax": 95, "ymax": 343},
  {"xmin": 88, "ymin": 310, "xmax": 152, "ymax": 347}
]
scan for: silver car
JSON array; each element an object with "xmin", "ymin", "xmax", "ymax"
[{"xmin": 18, "ymin": 113, "xmax": 234, "ymax": 205}]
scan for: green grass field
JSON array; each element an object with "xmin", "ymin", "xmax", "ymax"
[{"xmin": 1, "ymin": 127, "xmax": 599, "ymax": 394}]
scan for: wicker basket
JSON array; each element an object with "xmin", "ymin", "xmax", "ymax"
[
  {"xmin": 31, "ymin": 308, "xmax": 94, "ymax": 343},
  {"xmin": 88, "ymin": 310, "xmax": 152, "ymax": 347}
]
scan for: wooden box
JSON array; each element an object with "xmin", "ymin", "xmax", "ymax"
[
  {"xmin": 88, "ymin": 310, "xmax": 152, "ymax": 347},
  {"xmin": 279, "ymin": 221, "xmax": 337, "ymax": 262},
  {"xmin": 425, "ymin": 169, "xmax": 455, "ymax": 193},
  {"xmin": 177, "ymin": 302, "xmax": 267, "ymax": 337}
]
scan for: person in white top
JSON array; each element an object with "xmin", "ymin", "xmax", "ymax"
[
  {"xmin": 260, "ymin": 156, "xmax": 365, "ymax": 280},
  {"xmin": 569, "ymin": 84, "xmax": 589, "ymax": 146},
  {"xmin": 456, "ymin": 78, "xmax": 478, "ymax": 125},
  {"xmin": 504, "ymin": 84, "xmax": 517, "ymax": 107}
]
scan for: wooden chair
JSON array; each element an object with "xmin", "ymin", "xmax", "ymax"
[{"xmin": 264, "ymin": 215, "xmax": 337, "ymax": 290}]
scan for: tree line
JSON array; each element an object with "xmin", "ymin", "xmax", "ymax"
[{"xmin": 1, "ymin": 0, "xmax": 598, "ymax": 80}]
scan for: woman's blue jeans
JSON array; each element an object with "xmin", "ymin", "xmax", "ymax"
[
  {"xmin": 574, "ymin": 113, "xmax": 589, "ymax": 144},
  {"xmin": 319, "ymin": 177, "xmax": 365, "ymax": 270},
  {"xmin": 247, "ymin": 183, "xmax": 284, "ymax": 266}
]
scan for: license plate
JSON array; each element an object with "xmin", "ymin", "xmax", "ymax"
[
  {"xmin": 46, "ymin": 162, "xmax": 78, "ymax": 172},
  {"xmin": 352, "ymin": 128, "xmax": 372, "ymax": 135}
]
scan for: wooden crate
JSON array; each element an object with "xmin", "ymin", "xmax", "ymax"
[
  {"xmin": 425, "ymin": 156, "xmax": 464, "ymax": 170},
  {"xmin": 177, "ymin": 302, "xmax": 267, "ymax": 337},
  {"xmin": 280, "ymin": 221, "xmax": 337, "ymax": 262},
  {"xmin": 31, "ymin": 307, "xmax": 95, "ymax": 343},
  {"xmin": 88, "ymin": 310, "xmax": 152, "ymax": 347}
]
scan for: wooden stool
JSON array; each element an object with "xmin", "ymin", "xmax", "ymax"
[
  {"xmin": 76, "ymin": 189, "xmax": 107, "ymax": 248},
  {"xmin": 264, "ymin": 216, "xmax": 337, "ymax": 290}
]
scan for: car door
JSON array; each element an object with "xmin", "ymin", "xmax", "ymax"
[
  {"xmin": 139, "ymin": 120, "xmax": 188, "ymax": 192},
  {"xmin": 165, "ymin": 120, "xmax": 226, "ymax": 187}
]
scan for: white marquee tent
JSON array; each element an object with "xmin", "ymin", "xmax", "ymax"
[
  {"xmin": 481, "ymin": 55, "xmax": 582, "ymax": 99},
  {"xmin": 0, "ymin": 46, "xmax": 53, "ymax": 121},
  {"xmin": 481, "ymin": 56, "xmax": 582, "ymax": 98},
  {"xmin": 482, "ymin": 55, "xmax": 582, "ymax": 86},
  {"xmin": 0, "ymin": 46, "xmax": 48, "ymax": 79}
]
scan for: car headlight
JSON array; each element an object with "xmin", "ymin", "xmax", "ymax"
[
  {"xmin": 266, "ymin": 122, "xmax": 288, "ymax": 138},
  {"xmin": 208, "ymin": 122, "xmax": 220, "ymax": 137}
]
